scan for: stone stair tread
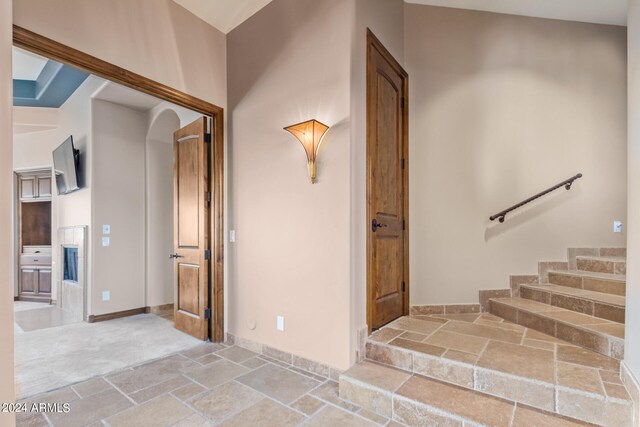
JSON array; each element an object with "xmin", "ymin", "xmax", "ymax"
[
  {"xmin": 550, "ymin": 269, "xmax": 626, "ymax": 282},
  {"xmin": 340, "ymin": 361, "xmax": 598, "ymax": 427},
  {"xmin": 492, "ymin": 297, "xmax": 624, "ymax": 336},
  {"xmin": 359, "ymin": 314, "xmax": 631, "ymax": 425},
  {"xmin": 576, "ymin": 255, "xmax": 626, "ymax": 262},
  {"xmin": 520, "ymin": 283, "xmax": 625, "ymax": 307}
]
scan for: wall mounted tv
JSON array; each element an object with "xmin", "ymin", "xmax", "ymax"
[{"xmin": 52, "ymin": 136, "xmax": 81, "ymax": 195}]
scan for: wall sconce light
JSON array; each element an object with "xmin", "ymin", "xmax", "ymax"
[{"xmin": 284, "ymin": 119, "xmax": 329, "ymax": 184}]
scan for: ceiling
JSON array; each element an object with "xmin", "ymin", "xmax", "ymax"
[
  {"xmin": 174, "ymin": 0, "xmax": 626, "ymax": 34},
  {"xmin": 406, "ymin": 0, "xmax": 627, "ymax": 26},
  {"xmin": 13, "ymin": 47, "xmax": 90, "ymax": 108},
  {"xmin": 173, "ymin": 0, "xmax": 273, "ymax": 34},
  {"xmin": 93, "ymin": 82, "xmax": 163, "ymax": 112},
  {"xmin": 13, "ymin": 47, "xmax": 48, "ymax": 80}
]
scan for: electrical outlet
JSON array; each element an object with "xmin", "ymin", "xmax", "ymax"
[
  {"xmin": 276, "ymin": 316, "xmax": 285, "ymax": 332},
  {"xmin": 230, "ymin": 230, "xmax": 236, "ymax": 243},
  {"xmin": 614, "ymin": 221, "xmax": 623, "ymax": 233},
  {"xmin": 102, "ymin": 224, "xmax": 111, "ymax": 234},
  {"xmin": 102, "ymin": 237, "xmax": 110, "ymax": 247},
  {"xmin": 102, "ymin": 291, "xmax": 110, "ymax": 301}
]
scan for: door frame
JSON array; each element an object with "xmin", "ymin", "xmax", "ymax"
[
  {"xmin": 366, "ymin": 29, "xmax": 410, "ymax": 334},
  {"xmin": 13, "ymin": 25, "xmax": 225, "ymax": 342}
]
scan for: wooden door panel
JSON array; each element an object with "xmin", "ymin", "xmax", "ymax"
[
  {"xmin": 367, "ymin": 30, "xmax": 409, "ymax": 332},
  {"xmin": 177, "ymin": 137, "xmax": 200, "ymax": 247},
  {"xmin": 20, "ymin": 177, "xmax": 36, "ymax": 200},
  {"xmin": 38, "ymin": 269, "xmax": 52, "ymax": 294},
  {"xmin": 37, "ymin": 176, "xmax": 52, "ymax": 198},
  {"xmin": 20, "ymin": 269, "xmax": 37, "ymax": 294},
  {"xmin": 177, "ymin": 264, "xmax": 200, "ymax": 315},
  {"xmin": 173, "ymin": 117, "xmax": 210, "ymax": 341}
]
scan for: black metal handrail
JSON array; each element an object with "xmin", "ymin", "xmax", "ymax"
[{"xmin": 489, "ymin": 173, "xmax": 583, "ymax": 223}]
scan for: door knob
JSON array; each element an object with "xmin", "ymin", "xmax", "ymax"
[
  {"xmin": 169, "ymin": 253, "xmax": 184, "ymax": 259},
  {"xmin": 372, "ymin": 219, "xmax": 387, "ymax": 232}
]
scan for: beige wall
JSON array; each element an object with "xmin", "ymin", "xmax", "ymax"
[
  {"xmin": 13, "ymin": 0, "xmax": 227, "ymax": 109},
  {"xmin": 1, "ymin": 0, "xmax": 15, "ymax": 422},
  {"xmin": 146, "ymin": 108, "xmax": 180, "ymax": 308},
  {"xmin": 405, "ymin": 5, "xmax": 627, "ymax": 304},
  {"xmin": 228, "ymin": 0, "xmax": 353, "ymax": 370},
  {"xmin": 91, "ymin": 99, "xmax": 147, "ymax": 315},
  {"xmin": 625, "ymin": 0, "xmax": 640, "ymax": 389}
]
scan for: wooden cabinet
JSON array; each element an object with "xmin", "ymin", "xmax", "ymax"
[
  {"xmin": 37, "ymin": 177, "xmax": 52, "ymax": 198},
  {"xmin": 19, "ymin": 177, "xmax": 36, "ymax": 200},
  {"xmin": 39, "ymin": 269, "xmax": 52, "ymax": 294},
  {"xmin": 19, "ymin": 173, "xmax": 52, "ymax": 201},
  {"xmin": 20, "ymin": 269, "xmax": 38, "ymax": 294},
  {"xmin": 19, "ymin": 267, "xmax": 51, "ymax": 301}
]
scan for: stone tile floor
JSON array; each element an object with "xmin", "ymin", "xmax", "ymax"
[
  {"xmin": 17, "ymin": 342, "xmax": 391, "ymax": 427},
  {"xmin": 371, "ymin": 313, "xmax": 627, "ymax": 399},
  {"xmin": 15, "ymin": 312, "xmax": 202, "ymax": 399}
]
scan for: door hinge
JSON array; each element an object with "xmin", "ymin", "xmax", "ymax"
[
  {"xmin": 402, "ymin": 281, "xmax": 406, "ymax": 292},
  {"xmin": 204, "ymin": 250, "xmax": 211, "ymax": 260},
  {"xmin": 207, "ymin": 192, "xmax": 212, "ymax": 203},
  {"xmin": 401, "ymin": 159, "xmax": 405, "ymax": 170},
  {"xmin": 204, "ymin": 133, "xmax": 212, "ymax": 144},
  {"xmin": 401, "ymin": 97, "xmax": 406, "ymax": 109},
  {"xmin": 204, "ymin": 308, "xmax": 211, "ymax": 319},
  {"xmin": 402, "ymin": 219, "xmax": 405, "ymax": 230}
]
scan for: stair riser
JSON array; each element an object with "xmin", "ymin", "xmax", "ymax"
[
  {"xmin": 519, "ymin": 287, "xmax": 625, "ymax": 323},
  {"xmin": 549, "ymin": 272, "xmax": 625, "ymax": 296},
  {"xmin": 577, "ymin": 258, "xmax": 626, "ymax": 275},
  {"xmin": 341, "ymin": 367, "xmax": 632, "ymax": 427},
  {"xmin": 489, "ymin": 301, "xmax": 624, "ymax": 360}
]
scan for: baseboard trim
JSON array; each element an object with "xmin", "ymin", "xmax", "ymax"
[
  {"xmin": 226, "ymin": 333, "xmax": 342, "ymax": 381},
  {"xmin": 622, "ymin": 361, "xmax": 640, "ymax": 427},
  {"xmin": 410, "ymin": 303, "xmax": 481, "ymax": 316},
  {"xmin": 87, "ymin": 307, "xmax": 149, "ymax": 323},
  {"xmin": 16, "ymin": 296, "xmax": 52, "ymax": 303},
  {"xmin": 149, "ymin": 303, "xmax": 174, "ymax": 316}
]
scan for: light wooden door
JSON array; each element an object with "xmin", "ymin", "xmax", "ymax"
[
  {"xmin": 366, "ymin": 30, "xmax": 409, "ymax": 332},
  {"xmin": 173, "ymin": 117, "xmax": 210, "ymax": 340}
]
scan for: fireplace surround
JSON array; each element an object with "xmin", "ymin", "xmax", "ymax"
[{"xmin": 58, "ymin": 226, "xmax": 87, "ymax": 321}]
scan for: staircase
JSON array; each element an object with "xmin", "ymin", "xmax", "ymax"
[{"xmin": 338, "ymin": 247, "xmax": 632, "ymax": 426}]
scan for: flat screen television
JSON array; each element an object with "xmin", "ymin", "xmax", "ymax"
[{"xmin": 52, "ymin": 136, "xmax": 81, "ymax": 195}]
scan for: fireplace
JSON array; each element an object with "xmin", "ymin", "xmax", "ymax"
[
  {"xmin": 63, "ymin": 247, "xmax": 78, "ymax": 282},
  {"xmin": 58, "ymin": 226, "xmax": 87, "ymax": 322}
]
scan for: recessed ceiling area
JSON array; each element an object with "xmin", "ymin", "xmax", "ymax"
[
  {"xmin": 13, "ymin": 47, "xmax": 48, "ymax": 80},
  {"xmin": 406, "ymin": 0, "xmax": 627, "ymax": 26},
  {"xmin": 173, "ymin": 0, "xmax": 627, "ymax": 34},
  {"xmin": 13, "ymin": 47, "xmax": 90, "ymax": 108}
]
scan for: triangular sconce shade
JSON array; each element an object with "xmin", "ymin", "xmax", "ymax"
[{"xmin": 284, "ymin": 119, "xmax": 330, "ymax": 184}]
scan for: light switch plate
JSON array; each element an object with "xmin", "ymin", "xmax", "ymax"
[
  {"xmin": 614, "ymin": 221, "xmax": 623, "ymax": 233},
  {"xmin": 102, "ymin": 237, "xmax": 110, "ymax": 247},
  {"xmin": 276, "ymin": 316, "xmax": 285, "ymax": 332},
  {"xmin": 230, "ymin": 230, "xmax": 236, "ymax": 243},
  {"xmin": 103, "ymin": 224, "xmax": 111, "ymax": 234},
  {"xmin": 102, "ymin": 291, "xmax": 110, "ymax": 301}
]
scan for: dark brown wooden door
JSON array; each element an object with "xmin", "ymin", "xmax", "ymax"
[
  {"xmin": 173, "ymin": 117, "xmax": 210, "ymax": 340},
  {"xmin": 367, "ymin": 30, "xmax": 409, "ymax": 332}
]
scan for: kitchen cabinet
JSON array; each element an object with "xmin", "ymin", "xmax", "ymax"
[
  {"xmin": 19, "ymin": 266, "xmax": 52, "ymax": 302},
  {"xmin": 19, "ymin": 173, "xmax": 52, "ymax": 201}
]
